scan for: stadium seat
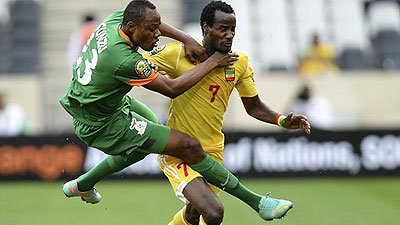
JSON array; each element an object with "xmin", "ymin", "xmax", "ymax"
[
  {"xmin": 291, "ymin": 0, "xmax": 327, "ymax": 49},
  {"xmin": 330, "ymin": 0, "xmax": 367, "ymax": 53},
  {"xmin": 10, "ymin": 0, "xmax": 39, "ymax": 74},
  {"xmin": 368, "ymin": 1, "xmax": 400, "ymax": 35},
  {"xmin": 371, "ymin": 30, "xmax": 400, "ymax": 70},
  {"xmin": 182, "ymin": 0, "xmax": 208, "ymax": 24},
  {"xmin": 257, "ymin": 0, "xmax": 295, "ymax": 71},
  {"xmin": 338, "ymin": 47, "xmax": 367, "ymax": 70}
]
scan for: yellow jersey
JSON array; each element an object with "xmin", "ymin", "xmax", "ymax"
[{"xmin": 144, "ymin": 42, "xmax": 258, "ymax": 152}]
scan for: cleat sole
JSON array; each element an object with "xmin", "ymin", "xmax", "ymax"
[
  {"xmin": 266, "ymin": 205, "xmax": 293, "ymax": 222},
  {"xmin": 277, "ymin": 205, "xmax": 293, "ymax": 220}
]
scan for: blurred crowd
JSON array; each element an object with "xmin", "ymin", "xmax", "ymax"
[{"xmin": 1, "ymin": 0, "xmax": 399, "ymax": 74}]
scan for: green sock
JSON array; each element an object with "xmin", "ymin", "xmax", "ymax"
[
  {"xmin": 77, "ymin": 152, "xmax": 148, "ymax": 191},
  {"xmin": 190, "ymin": 155, "xmax": 262, "ymax": 211}
]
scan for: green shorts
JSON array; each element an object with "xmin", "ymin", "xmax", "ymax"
[{"xmin": 73, "ymin": 98, "xmax": 171, "ymax": 160}]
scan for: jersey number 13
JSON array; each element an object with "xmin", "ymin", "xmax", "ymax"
[{"xmin": 76, "ymin": 33, "xmax": 98, "ymax": 85}]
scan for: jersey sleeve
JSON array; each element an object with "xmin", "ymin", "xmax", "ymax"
[
  {"xmin": 235, "ymin": 56, "xmax": 258, "ymax": 97},
  {"xmin": 114, "ymin": 55, "xmax": 158, "ymax": 86},
  {"xmin": 143, "ymin": 42, "xmax": 181, "ymax": 79}
]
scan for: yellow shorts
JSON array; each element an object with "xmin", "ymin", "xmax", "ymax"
[{"xmin": 157, "ymin": 151, "xmax": 223, "ymax": 203}]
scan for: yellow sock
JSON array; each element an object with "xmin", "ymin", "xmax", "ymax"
[{"xmin": 168, "ymin": 206, "xmax": 190, "ymax": 225}]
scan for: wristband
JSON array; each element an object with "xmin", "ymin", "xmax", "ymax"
[{"xmin": 275, "ymin": 113, "xmax": 286, "ymax": 127}]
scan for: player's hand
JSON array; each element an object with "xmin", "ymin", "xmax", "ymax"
[
  {"xmin": 148, "ymin": 61, "xmax": 158, "ymax": 71},
  {"xmin": 183, "ymin": 36, "xmax": 207, "ymax": 63},
  {"xmin": 209, "ymin": 51, "xmax": 239, "ymax": 68},
  {"xmin": 282, "ymin": 112, "xmax": 311, "ymax": 134},
  {"xmin": 157, "ymin": 70, "xmax": 167, "ymax": 76}
]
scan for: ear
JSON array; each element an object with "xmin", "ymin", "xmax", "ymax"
[
  {"xmin": 202, "ymin": 23, "xmax": 210, "ymax": 34},
  {"xmin": 126, "ymin": 21, "xmax": 137, "ymax": 33}
]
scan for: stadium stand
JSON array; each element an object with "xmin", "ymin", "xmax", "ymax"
[
  {"xmin": 330, "ymin": 0, "xmax": 369, "ymax": 69},
  {"xmin": 10, "ymin": 0, "xmax": 39, "ymax": 73},
  {"xmin": 257, "ymin": 0, "xmax": 295, "ymax": 71},
  {"xmin": 371, "ymin": 30, "xmax": 400, "ymax": 69},
  {"xmin": 368, "ymin": 0, "xmax": 400, "ymax": 69},
  {"xmin": 290, "ymin": 0, "xmax": 328, "ymax": 53}
]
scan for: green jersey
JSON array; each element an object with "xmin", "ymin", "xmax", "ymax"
[{"xmin": 60, "ymin": 10, "xmax": 157, "ymax": 126}]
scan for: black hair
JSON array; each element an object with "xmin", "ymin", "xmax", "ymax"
[
  {"xmin": 200, "ymin": 1, "xmax": 234, "ymax": 34},
  {"xmin": 122, "ymin": 0, "xmax": 156, "ymax": 25}
]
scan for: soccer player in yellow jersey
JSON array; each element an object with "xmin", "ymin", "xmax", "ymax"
[{"xmin": 144, "ymin": 1, "xmax": 311, "ymax": 224}]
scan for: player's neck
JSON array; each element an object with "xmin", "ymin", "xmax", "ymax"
[
  {"xmin": 202, "ymin": 40, "xmax": 216, "ymax": 57},
  {"xmin": 120, "ymin": 25, "xmax": 140, "ymax": 48}
]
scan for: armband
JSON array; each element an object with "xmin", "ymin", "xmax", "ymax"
[{"xmin": 275, "ymin": 113, "xmax": 286, "ymax": 127}]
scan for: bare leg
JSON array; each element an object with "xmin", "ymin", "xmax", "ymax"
[
  {"xmin": 183, "ymin": 178, "xmax": 224, "ymax": 225},
  {"xmin": 162, "ymin": 129, "xmax": 206, "ymax": 164}
]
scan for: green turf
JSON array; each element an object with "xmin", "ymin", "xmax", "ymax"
[{"xmin": 1, "ymin": 178, "xmax": 399, "ymax": 225}]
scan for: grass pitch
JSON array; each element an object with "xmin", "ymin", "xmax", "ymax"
[{"xmin": 1, "ymin": 178, "xmax": 399, "ymax": 225}]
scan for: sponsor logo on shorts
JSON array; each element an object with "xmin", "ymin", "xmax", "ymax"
[{"xmin": 129, "ymin": 118, "xmax": 147, "ymax": 136}]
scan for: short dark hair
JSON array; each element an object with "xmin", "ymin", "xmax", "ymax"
[
  {"xmin": 122, "ymin": 0, "xmax": 156, "ymax": 25},
  {"xmin": 200, "ymin": 1, "xmax": 234, "ymax": 34}
]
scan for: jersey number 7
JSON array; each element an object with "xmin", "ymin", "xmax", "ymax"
[{"xmin": 209, "ymin": 85, "xmax": 220, "ymax": 103}]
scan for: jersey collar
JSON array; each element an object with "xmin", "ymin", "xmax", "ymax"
[{"xmin": 118, "ymin": 25, "xmax": 139, "ymax": 50}]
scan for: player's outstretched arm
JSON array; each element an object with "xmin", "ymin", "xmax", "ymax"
[
  {"xmin": 144, "ymin": 51, "xmax": 238, "ymax": 98},
  {"xmin": 241, "ymin": 95, "xmax": 311, "ymax": 134},
  {"xmin": 159, "ymin": 22, "xmax": 207, "ymax": 63}
]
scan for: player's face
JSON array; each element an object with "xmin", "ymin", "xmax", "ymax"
[
  {"xmin": 207, "ymin": 11, "xmax": 236, "ymax": 53},
  {"xmin": 132, "ymin": 8, "xmax": 161, "ymax": 51}
]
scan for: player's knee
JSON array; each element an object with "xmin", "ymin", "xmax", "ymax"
[
  {"xmin": 180, "ymin": 137, "xmax": 205, "ymax": 164},
  {"xmin": 184, "ymin": 207, "xmax": 200, "ymax": 224},
  {"xmin": 203, "ymin": 202, "xmax": 224, "ymax": 225}
]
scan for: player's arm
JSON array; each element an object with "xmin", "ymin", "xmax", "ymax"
[
  {"xmin": 241, "ymin": 95, "xmax": 311, "ymax": 134},
  {"xmin": 144, "ymin": 51, "xmax": 238, "ymax": 98},
  {"xmin": 159, "ymin": 22, "xmax": 207, "ymax": 63}
]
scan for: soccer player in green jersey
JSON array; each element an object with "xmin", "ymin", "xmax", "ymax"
[{"xmin": 60, "ymin": 1, "xmax": 308, "ymax": 223}]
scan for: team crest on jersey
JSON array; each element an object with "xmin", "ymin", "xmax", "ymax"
[
  {"xmin": 149, "ymin": 45, "xmax": 166, "ymax": 56},
  {"xmin": 129, "ymin": 118, "xmax": 147, "ymax": 136},
  {"xmin": 135, "ymin": 59, "xmax": 153, "ymax": 78},
  {"xmin": 224, "ymin": 68, "xmax": 235, "ymax": 81}
]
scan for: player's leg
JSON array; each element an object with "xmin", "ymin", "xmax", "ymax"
[
  {"xmin": 184, "ymin": 203, "xmax": 201, "ymax": 225},
  {"xmin": 63, "ymin": 151, "xmax": 148, "ymax": 203},
  {"xmin": 159, "ymin": 153, "xmax": 222, "ymax": 225},
  {"xmin": 168, "ymin": 204, "xmax": 211, "ymax": 225},
  {"xmin": 63, "ymin": 104, "xmax": 160, "ymax": 203},
  {"xmin": 170, "ymin": 203, "xmax": 210, "ymax": 225},
  {"xmin": 76, "ymin": 151, "xmax": 149, "ymax": 191},
  {"xmin": 161, "ymin": 129, "xmax": 260, "ymax": 205},
  {"xmin": 74, "ymin": 98, "xmax": 159, "ymax": 192},
  {"xmin": 182, "ymin": 178, "xmax": 224, "ymax": 225},
  {"xmin": 158, "ymin": 129, "xmax": 292, "ymax": 221}
]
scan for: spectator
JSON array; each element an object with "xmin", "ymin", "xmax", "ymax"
[
  {"xmin": 298, "ymin": 33, "xmax": 338, "ymax": 76},
  {"xmin": 67, "ymin": 14, "xmax": 98, "ymax": 68},
  {"xmin": 287, "ymin": 84, "xmax": 334, "ymax": 130},
  {"xmin": 0, "ymin": 92, "xmax": 28, "ymax": 136}
]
